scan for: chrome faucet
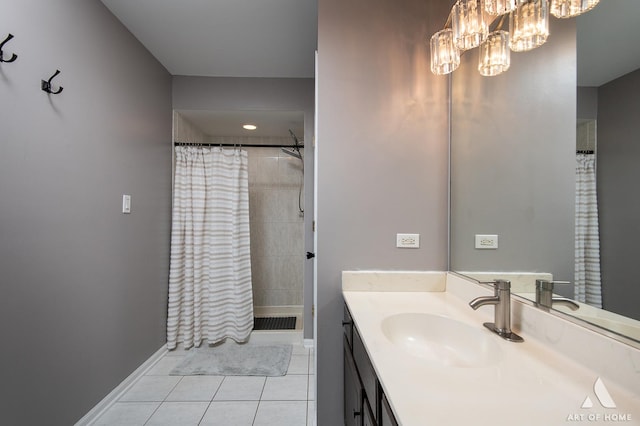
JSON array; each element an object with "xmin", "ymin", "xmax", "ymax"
[
  {"xmin": 535, "ymin": 280, "xmax": 579, "ymax": 311},
  {"xmin": 469, "ymin": 279, "xmax": 524, "ymax": 342}
]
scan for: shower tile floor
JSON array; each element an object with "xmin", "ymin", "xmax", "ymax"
[{"xmin": 94, "ymin": 344, "xmax": 315, "ymax": 426}]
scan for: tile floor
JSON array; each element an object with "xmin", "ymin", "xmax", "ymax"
[{"xmin": 93, "ymin": 343, "xmax": 316, "ymax": 426}]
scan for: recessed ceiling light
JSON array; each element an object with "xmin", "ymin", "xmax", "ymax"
[{"xmin": 243, "ymin": 124, "xmax": 257, "ymax": 130}]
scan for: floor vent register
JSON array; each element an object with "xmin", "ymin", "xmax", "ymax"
[{"xmin": 253, "ymin": 316, "xmax": 297, "ymax": 330}]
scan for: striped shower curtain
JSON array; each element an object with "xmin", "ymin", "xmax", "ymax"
[
  {"xmin": 167, "ymin": 146, "xmax": 253, "ymax": 350},
  {"xmin": 574, "ymin": 153, "xmax": 602, "ymax": 308}
]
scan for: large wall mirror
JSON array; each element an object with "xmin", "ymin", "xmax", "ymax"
[{"xmin": 450, "ymin": 0, "xmax": 640, "ymax": 344}]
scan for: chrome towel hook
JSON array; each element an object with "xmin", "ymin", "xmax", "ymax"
[
  {"xmin": 41, "ymin": 69, "xmax": 63, "ymax": 94},
  {"xmin": 0, "ymin": 33, "xmax": 18, "ymax": 63}
]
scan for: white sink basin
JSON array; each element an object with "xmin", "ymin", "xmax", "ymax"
[{"xmin": 381, "ymin": 313, "xmax": 502, "ymax": 367}]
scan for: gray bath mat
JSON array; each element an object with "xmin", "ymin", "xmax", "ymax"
[{"xmin": 169, "ymin": 341, "xmax": 292, "ymax": 376}]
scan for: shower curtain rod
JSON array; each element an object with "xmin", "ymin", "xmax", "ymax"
[{"xmin": 174, "ymin": 141, "xmax": 304, "ymax": 149}]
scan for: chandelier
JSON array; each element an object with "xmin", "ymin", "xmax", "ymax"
[{"xmin": 429, "ymin": 0, "xmax": 600, "ymax": 77}]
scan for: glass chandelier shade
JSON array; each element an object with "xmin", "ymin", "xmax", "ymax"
[
  {"xmin": 430, "ymin": 29, "xmax": 460, "ymax": 75},
  {"xmin": 478, "ymin": 30, "xmax": 511, "ymax": 76},
  {"xmin": 428, "ymin": 0, "xmax": 601, "ymax": 77},
  {"xmin": 509, "ymin": 0, "xmax": 549, "ymax": 52},
  {"xmin": 550, "ymin": 0, "xmax": 600, "ymax": 18},
  {"xmin": 485, "ymin": 0, "xmax": 518, "ymax": 16},
  {"xmin": 452, "ymin": 0, "xmax": 488, "ymax": 51}
]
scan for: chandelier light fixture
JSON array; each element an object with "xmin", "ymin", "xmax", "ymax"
[
  {"xmin": 509, "ymin": 0, "xmax": 549, "ymax": 52},
  {"xmin": 550, "ymin": 0, "xmax": 600, "ymax": 19},
  {"xmin": 429, "ymin": 0, "xmax": 601, "ymax": 76},
  {"xmin": 478, "ymin": 30, "xmax": 511, "ymax": 76},
  {"xmin": 452, "ymin": 0, "xmax": 488, "ymax": 50},
  {"xmin": 430, "ymin": 28, "xmax": 461, "ymax": 75},
  {"xmin": 485, "ymin": 0, "xmax": 518, "ymax": 16}
]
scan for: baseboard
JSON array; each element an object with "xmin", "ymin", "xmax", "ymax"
[
  {"xmin": 304, "ymin": 338, "xmax": 314, "ymax": 349},
  {"xmin": 253, "ymin": 305, "xmax": 303, "ymax": 317},
  {"xmin": 74, "ymin": 345, "xmax": 168, "ymax": 426},
  {"xmin": 249, "ymin": 329, "xmax": 304, "ymax": 345}
]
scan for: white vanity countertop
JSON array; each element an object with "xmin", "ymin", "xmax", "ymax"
[{"xmin": 343, "ymin": 273, "xmax": 640, "ymax": 426}]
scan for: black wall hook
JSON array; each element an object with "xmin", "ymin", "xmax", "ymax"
[
  {"xmin": 41, "ymin": 69, "xmax": 63, "ymax": 94},
  {"xmin": 0, "ymin": 33, "xmax": 18, "ymax": 63}
]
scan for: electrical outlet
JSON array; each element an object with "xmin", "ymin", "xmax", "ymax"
[
  {"xmin": 396, "ymin": 233, "xmax": 420, "ymax": 248},
  {"xmin": 475, "ymin": 234, "xmax": 498, "ymax": 249}
]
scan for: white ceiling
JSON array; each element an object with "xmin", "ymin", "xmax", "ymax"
[
  {"xmin": 100, "ymin": 0, "xmax": 317, "ymax": 78},
  {"xmin": 177, "ymin": 109, "xmax": 304, "ymax": 139},
  {"xmin": 100, "ymin": 0, "xmax": 636, "ymax": 134},
  {"xmin": 100, "ymin": 0, "xmax": 638, "ymax": 85},
  {"xmin": 577, "ymin": 0, "xmax": 640, "ymax": 87}
]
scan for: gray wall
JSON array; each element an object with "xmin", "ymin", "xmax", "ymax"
[
  {"xmin": 450, "ymin": 19, "xmax": 577, "ymax": 292},
  {"xmin": 597, "ymin": 68, "xmax": 640, "ymax": 320},
  {"xmin": 0, "ymin": 1, "xmax": 172, "ymax": 425},
  {"xmin": 172, "ymin": 76, "xmax": 315, "ymax": 339},
  {"xmin": 577, "ymin": 86, "xmax": 598, "ymax": 120},
  {"xmin": 316, "ymin": 0, "xmax": 450, "ymax": 423}
]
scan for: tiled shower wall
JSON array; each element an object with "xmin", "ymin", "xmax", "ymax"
[
  {"xmin": 577, "ymin": 119, "xmax": 596, "ymax": 151},
  {"xmin": 208, "ymin": 136, "xmax": 305, "ymax": 309}
]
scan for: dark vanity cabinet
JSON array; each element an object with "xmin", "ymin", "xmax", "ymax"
[
  {"xmin": 344, "ymin": 334, "xmax": 362, "ymax": 425},
  {"xmin": 343, "ymin": 303, "xmax": 399, "ymax": 426},
  {"xmin": 363, "ymin": 401, "xmax": 377, "ymax": 426},
  {"xmin": 344, "ymin": 305, "xmax": 362, "ymax": 425},
  {"xmin": 381, "ymin": 393, "xmax": 399, "ymax": 426}
]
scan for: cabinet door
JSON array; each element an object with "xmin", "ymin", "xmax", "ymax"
[
  {"xmin": 344, "ymin": 336, "xmax": 363, "ymax": 426},
  {"xmin": 344, "ymin": 304, "xmax": 354, "ymax": 350},
  {"xmin": 353, "ymin": 328, "xmax": 378, "ymax": 421},
  {"xmin": 363, "ymin": 396, "xmax": 377, "ymax": 426},
  {"xmin": 380, "ymin": 393, "xmax": 398, "ymax": 426}
]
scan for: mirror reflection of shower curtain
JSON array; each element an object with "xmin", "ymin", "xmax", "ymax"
[
  {"xmin": 167, "ymin": 146, "xmax": 253, "ymax": 350},
  {"xmin": 575, "ymin": 153, "xmax": 603, "ymax": 308}
]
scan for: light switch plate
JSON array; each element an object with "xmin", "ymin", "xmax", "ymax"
[{"xmin": 122, "ymin": 194, "xmax": 131, "ymax": 214}]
